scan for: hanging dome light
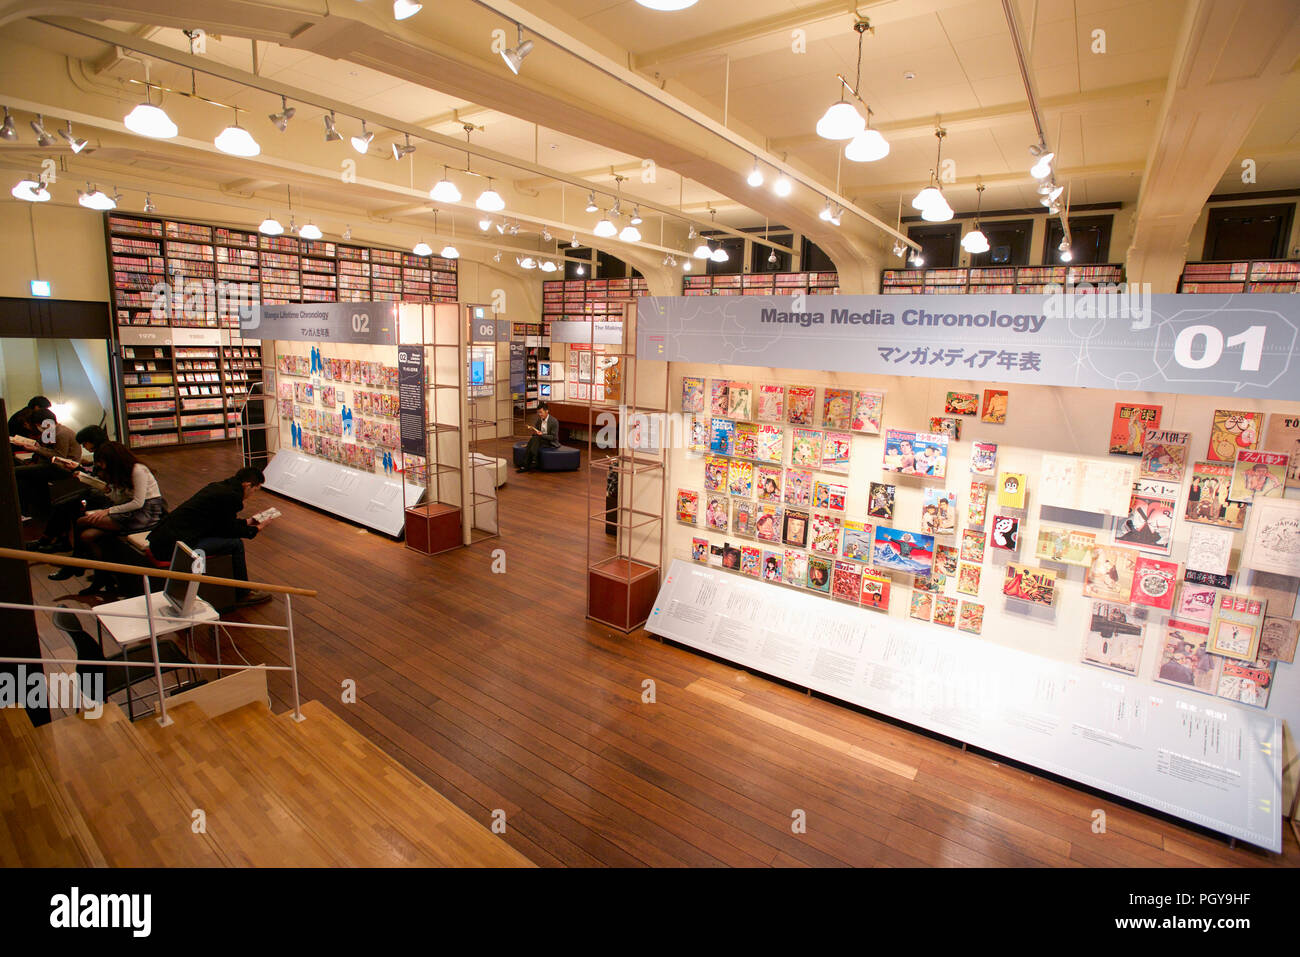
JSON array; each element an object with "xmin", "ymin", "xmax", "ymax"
[
  {"xmin": 593, "ymin": 216, "xmax": 617, "ymax": 238},
  {"xmin": 393, "ymin": 0, "xmax": 423, "ymax": 19},
  {"xmin": 299, "ymin": 222, "xmax": 323, "ymax": 240},
  {"xmin": 619, "ymin": 224, "xmax": 642, "ymax": 243},
  {"xmin": 816, "ymin": 100, "xmax": 865, "ymax": 141},
  {"xmin": 845, "ymin": 127, "xmax": 889, "ymax": 162},
  {"xmin": 77, "ymin": 185, "xmax": 116, "ymax": 211},
  {"xmin": 538, "ymin": 260, "xmax": 558, "ymax": 272},
  {"xmin": 413, "ymin": 241, "xmax": 433, "ymax": 256},
  {"xmin": 912, "ymin": 183, "xmax": 943, "ymax": 211},
  {"xmin": 259, "ymin": 215, "xmax": 284, "ymax": 236},
  {"xmin": 430, "ymin": 171, "xmax": 462, "ymax": 203},
  {"xmin": 682, "ymin": 259, "xmax": 692, "ymax": 271},
  {"xmin": 819, "ymin": 199, "xmax": 834, "ymax": 222},
  {"xmin": 710, "ymin": 246, "xmax": 729, "ymax": 263},
  {"xmin": 747, "ymin": 160, "xmax": 764, "ymax": 187},
  {"xmin": 772, "ymin": 174, "xmax": 793, "ymax": 197},
  {"xmin": 478, "ymin": 217, "xmax": 492, "ymax": 231},
  {"xmin": 920, "ymin": 199, "xmax": 954, "ymax": 222},
  {"xmin": 440, "ymin": 244, "xmax": 460, "ymax": 259},
  {"xmin": 961, "ymin": 230, "xmax": 989, "ymax": 254},
  {"xmin": 635, "ymin": 0, "xmax": 698, "ymax": 9},
  {"xmin": 214, "ymin": 111, "xmax": 260, "ymax": 156},
  {"xmin": 476, "ymin": 179, "xmax": 505, "ymax": 212},
  {"xmin": 11, "ymin": 177, "xmax": 49, "ymax": 202},
  {"xmin": 693, "ymin": 238, "xmax": 712, "ymax": 259},
  {"xmin": 518, "ymin": 256, "xmax": 537, "ymax": 270},
  {"xmin": 124, "ymin": 92, "xmax": 178, "ymax": 139}
]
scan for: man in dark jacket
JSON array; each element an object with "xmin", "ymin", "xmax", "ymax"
[{"xmin": 147, "ymin": 466, "xmax": 271, "ymax": 606}]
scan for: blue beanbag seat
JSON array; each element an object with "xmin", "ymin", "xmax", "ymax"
[{"xmin": 512, "ymin": 440, "xmax": 580, "ymax": 471}]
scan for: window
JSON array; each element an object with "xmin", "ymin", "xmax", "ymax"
[
  {"xmin": 751, "ymin": 233, "xmax": 794, "ymax": 273},
  {"xmin": 564, "ymin": 247, "xmax": 593, "ymax": 281},
  {"xmin": 1202, "ymin": 204, "xmax": 1294, "ymax": 261},
  {"xmin": 800, "ymin": 237, "xmax": 836, "ymax": 273},
  {"xmin": 967, "ymin": 219, "xmax": 1033, "ymax": 266},
  {"xmin": 906, "ymin": 224, "xmax": 961, "ymax": 268},
  {"xmin": 704, "ymin": 235, "xmax": 745, "ymax": 275},
  {"xmin": 1045, "ymin": 215, "xmax": 1113, "ymax": 265}
]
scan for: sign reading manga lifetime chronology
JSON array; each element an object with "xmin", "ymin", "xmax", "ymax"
[{"xmin": 638, "ymin": 294, "xmax": 1300, "ymax": 400}]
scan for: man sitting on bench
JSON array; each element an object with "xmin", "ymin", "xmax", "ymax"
[
  {"xmin": 146, "ymin": 466, "xmax": 272, "ymax": 607},
  {"xmin": 518, "ymin": 402, "xmax": 561, "ymax": 472}
]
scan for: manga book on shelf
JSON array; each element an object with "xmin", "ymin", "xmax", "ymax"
[
  {"xmin": 1139, "ymin": 429, "xmax": 1190, "ymax": 481},
  {"xmin": 822, "ymin": 388, "xmax": 853, "ymax": 430},
  {"xmin": 1154, "ymin": 618, "xmax": 1220, "ymax": 694},
  {"xmin": 754, "ymin": 504, "xmax": 783, "ymax": 543},
  {"xmin": 809, "ymin": 513, "xmax": 843, "ymax": 555},
  {"xmin": 754, "ymin": 424, "xmax": 785, "ymax": 464},
  {"xmin": 1207, "ymin": 409, "xmax": 1260, "ymax": 462},
  {"xmin": 709, "ymin": 379, "xmax": 729, "ymax": 417},
  {"xmin": 851, "ymin": 390, "xmax": 885, "ymax": 434},
  {"xmin": 762, "ymin": 550, "xmax": 784, "ymax": 582},
  {"xmin": 813, "ymin": 481, "xmax": 847, "ymax": 512},
  {"xmin": 681, "ymin": 376, "xmax": 705, "ymax": 414},
  {"xmin": 867, "ymin": 482, "xmax": 895, "ymax": 520},
  {"xmin": 703, "ymin": 455, "xmax": 728, "ymax": 492},
  {"xmin": 1109, "ymin": 403, "xmax": 1162, "ymax": 456},
  {"xmin": 831, "ymin": 560, "xmax": 863, "ymax": 603},
  {"xmin": 755, "ymin": 466, "xmax": 783, "ymax": 503},
  {"xmin": 945, "ymin": 391, "xmax": 979, "ymax": 416},
  {"xmin": 783, "ymin": 549, "xmax": 809, "ymax": 587},
  {"xmin": 1082, "ymin": 601, "xmax": 1147, "ymax": 675},
  {"xmin": 732, "ymin": 422, "xmax": 758, "ymax": 460},
  {"xmin": 806, "ymin": 556, "xmax": 832, "ymax": 593},
  {"xmin": 728, "ymin": 459, "xmax": 754, "ymax": 498},
  {"xmin": 821, "ymin": 431, "xmax": 852, "ymax": 473},
  {"xmin": 675, "ymin": 489, "xmax": 699, "ymax": 526},
  {"xmin": 756, "ymin": 385, "xmax": 785, "ymax": 424},
  {"xmin": 784, "ymin": 468, "xmax": 813, "ymax": 507},
  {"xmin": 728, "ymin": 382, "xmax": 753, "ymax": 422},
  {"xmin": 786, "ymin": 386, "xmax": 816, "ymax": 425},
  {"xmin": 840, "ymin": 521, "xmax": 874, "ymax": 562},
  {"xmin": 790, "ymin": 428, "xmax": 824, "ymax": 468}
]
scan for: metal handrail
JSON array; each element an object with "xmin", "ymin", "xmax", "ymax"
[{"xmin": 2, "ymin": 548, "xmax": 308, "ymax": 725}]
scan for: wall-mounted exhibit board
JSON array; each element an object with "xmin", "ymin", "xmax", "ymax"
[
  {"xmin": 637, "ymin": 292, "xmax": 1300, "ymax": 842},
  {"xmin": 651, "ymin": 559, "xmax": 1283, "ymax": 851}
]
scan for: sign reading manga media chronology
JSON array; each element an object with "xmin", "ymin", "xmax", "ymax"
[
  {"xmin": 398, "ymin": 346, "xmax": 426, "ymax": 457},
  {"xmin": 637, "ymin": 294, "xmax": 1300, "ymax": 401},
  {"xmin": 244, "ymin": 301, "xmax": 398, "ymax": 345}
]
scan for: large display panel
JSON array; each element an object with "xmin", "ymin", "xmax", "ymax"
[{"xmin": 651, "ymin": 559, "xmax": 1283, "ymax": 851}]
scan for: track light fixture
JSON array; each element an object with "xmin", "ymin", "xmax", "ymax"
[
  {"xmin": 478, "ymin": 216, "xmax": 493, "ymax": 231},
  {"xmin": 682, "ymin": 259, "xmax": 692, "ymax": 271},
  {"xmin": 570, "ymin": 234, "xmax": 579, "ymax": 248},
  {"xmin": 323, "ymin": 111, "xmax": 343, "ymax": 142},
  {"xmin": 214, "ymin": 108, "xmax": 260, "ymax": 157},
  {"xmin": 58, "ymin": 121, "xmax": 89, "ymax": 153},
  {"xmin": 501, "ymin": 24, "xmax": 534, "ymax": 75},
  {"xmin": 0, "ymin": 107, "xmax": 16, "ymax": 141},
  {"xmin": 909, "ymin": 250, "xmax": 925, "ymax": 267},
  {"xmin": 1029, "ymin": 142, "xmax": 1055, "ymax": 179},
  {"xmin": 392, "ymin": 133, "xmax": 416, "ymax": 160},
  {"xmin": 124, "ymin": 86, "xmax": 177, "ymax": 139},
  {"xmin": 269, "ymin": 96, "xmax": 296, "ymax": 132},
  {"xmin": 493, "ymin": 250, "xmax": 502, "ymax": 263},
  {"xmin": 342, "ymin": 225, "xmax": 352, "ymax": 241},
  {"xmin": 509, "ymin": 222, "xmax": 521, "ymax": 236},
  {"xmin": 629, "ymin": 206, "xmax": 642, "ymax": 226},
  {"xmin": 541, "ymin": 225, "xmax": 552, "ymax": 242},
  {"xmin": 687, "ymin": 224, "xmax": 698, "ymax": 240},
  {"xmin": 11, "ymin": 176, "xmax": 49, "ymax": 202},
  {"xmin": 143, "ymin": 193, "xmax": 156, "ymax": 214},
  {"xmin": 585, "ymin": 192, "xmax": 598, "ymax": 213},
  {"xmin": 393, "ymin": 0, "xmax": 423, "ymax": 20},
  {"xmin": 830, "ymin": 205, "xmax": 843, "ymax": 227},
  {"xmin": 819, "ymin": 198, "xmax": 834, "ymax": 222},
  {"xmin": 747, "ymin": 159, "xmax": 764, "ymax": 188},
  {"xmin": 30, "ymin": 114, "xmax": 56, "ymax": 148},
  {"xmin": 350, "ymin": 120, "xmax": 374, "ymax": 154},
  {"xmin": 768, "ymin": 247, "xmax": 778, "ymax": 265},
  {"xmin": 517, "ymin": 256, "xmax": 537, "ymax": 270}
]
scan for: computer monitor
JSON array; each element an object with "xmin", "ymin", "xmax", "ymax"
[
  {"xmin": 162, "ymin": 540, "xmax": 202, "ymax": 616},
  {"xmin": 470, "ymin": 359, "xmax": 486, "ymax": 385}
]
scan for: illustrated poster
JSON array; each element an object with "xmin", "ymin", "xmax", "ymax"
[
  {"xmin": 1262, "ymin": 413, "xmax": 1300, "ymax": 488},
  {"xmin": 1207, "ymin": 410, "xmax": 1261, "ymax": 462},
  {"xmin": 1109, "ymin": 403, "xmax": 1162, "ymax": 456},
  {"xmin": 1139, "ymin": 429, "xmax": 1190, "ymax": 481},
  {"xmin": 850, "ymin": 390, "xmax": 884, "ymax": 434}
]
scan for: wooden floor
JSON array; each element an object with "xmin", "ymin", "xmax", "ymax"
[{"xmin": 20, "ymin": 437, "xmax": 1300, "ymax": 867}]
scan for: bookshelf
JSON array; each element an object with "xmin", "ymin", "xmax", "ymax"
[
  {"xmin": 1178, "ymin": 259, "xmax": 1300, "ymax": 293},
  {"xmin": 541, "ymin": 276, "xmax": 650, "ymax": 338},
  {"xmin": 881, "ymin": 264, "xmax": 1124, "ymax": 294},
  {"xmin": 105, "ymin": 212, "xmax": 458, "ymax": 450},
  {"xmin": 682, "ymin": 271, "xmax": 839, "ymax": 297}
]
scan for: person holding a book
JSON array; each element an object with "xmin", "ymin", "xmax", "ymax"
[
  {"xmin": 518, "ymin": 402, "xmax": 561, "ymax": 472},
  {"xmin": 146, "ymin": 466, "xmax": 273, "ymax": 607},
  {"xmin": 13, "ymin": 410, "xmax": 83, "ymax": 519}
]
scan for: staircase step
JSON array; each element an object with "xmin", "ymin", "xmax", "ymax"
[
  {"xmin": 205, "ymin": 702, "xmax": 464, "ymax": 866},
  {"xmin": 278, "ymin": 701, "xmax": 531, "ymax": 867},
  {"xmin": 130, "ymin": 703, "xmax": 339, "ymax": 866},
  {"xmin": 28, "ymin": 703, "xmax": 228, "ymax": 866}
]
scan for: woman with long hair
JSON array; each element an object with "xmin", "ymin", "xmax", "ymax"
[{"xmin": 50, "ymin": 442, "xmax": 165, "ymax": 594}]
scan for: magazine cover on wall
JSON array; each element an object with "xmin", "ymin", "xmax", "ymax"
[
  {"xmin": 762, "ymin": 550, "xmax": 783, "ymax": 581},
  {"xmin": 1263, "ymin": 412, "xmax": 1300, "ymax": 488},
  {"xmin": 754, "ymin": 424, "xmax": 784, "ymax": 464},
  {"xmin": 960, "ymin": 528, "xmax": 986, "ymax": 564},
  {"xmin": 929, "ymin": 417, "xmax": 960, "ymax": 440},
  {"xmin": 809, "ymin": 513, "xmax": 842, "ymax": 555},
  {"xmin": 732, "ymin": 499, "xmax": 757, "ymax": 538},
  {"xmin": 791, "ymin": 428, "xmax": 824, "ymax": 468},
  {"xmin": 945, "ymin": 391, "xmax": 979, "ymax": 416},
  {"xmin": 841, "ymin": 520, "xmax": 873, "ymax": 562},
  {"xmin": 1216, "ymin": 656, "xmax": 1275, "ymax": 708},
  {"xmin": 1260, "ymin": 616, "xmax": 1299, "ymax": 663},
  {"xmin": 1082, "ymin": 602, "xmax": 1147, "ymax": 675},
  {"xmin": 705, "ymin": 494, "xmax": 729, "ymax": 531},
  {"xmin": 704, "ymin": 455, "xmax": 727, "ymax": 492},
  {"xmin": 757, "ymin": 384, "xmax": 785, "ymax": 423},
  {"xmin": 733, "ymin": 422, "xmax": 758, "ymax": 460},
  {"xmin": 1034, "ymin": 525, "xmax": 1095, "ymax": 567},
  {"xmin": 873, "ymin": 526, "xmax": 935, "ymax": 574},
  {"xmin": 709, "ymin": 379, "xmax": 729, "ymax": 416},
  {"xmin": 600, "ymin": 356, "xmax": 621, "ymax": 402},
  {"xmin": 675, "ymin": 489, "xmax": 699, "ymax": 526},
  {"xmin": 1130, "ymin": 555, "xmax": 1179, "ymax": 610},
  {"xmin": 997, "ymin": 472, "xmax": 1027, "ymax": 509},
  {"xmin": 806, "ymin": 556, "xmax": 832, "ymax": 593},
  {"xmin": 578, "ymin": 351, "xmax": 594, "ymax": 384},
  {"xmin": 881, "ymin": 429, "xmax": 948, "ymax": 478},
  {"xmin": 728, "ymin": 381, "xmax": 752, "ymax": 421},
  {"xmin": 969, "ymin": 442, "xmax": 997, "ymax": 476},
  {"xmin": 981, "ymin": 389, "xmax": 1007, "ymax": 424},
  {"xmin": 1208, "ymin": 592, "xmax": 1266, "ymax": 661},
  {"xmin": 728, "ymin": 459, "xmax": 754, "ymax": 497},
  {"xmin": 860, "ymin": 571, "xmax": 890, "ymax": 610},
  {"xmin": 813, "ymin": 480, "xmax": 847, "ymax": 512},
  {"xmin": 821, "ymin": 431, "xmax": 852, "ymax": 473},
  {"xmin": 959, "ymin": 601, "xmax": 985, "ymax": 634},
  {"xmin": 783, "ymin": 508, "xmax": 810, "ymax": 548},
  {"xmin": 832, "ymin": 560, "xmax": 863, "ymax": 602},
  {"xmin": 691, "ymin": 538, "xmax": 708, "ymax": 563},
  {"xmin": 989, "ymin": 516, "xmax": 1019, "ymax": 551},
  {"xmin": 957, "ymin": 563, "xmax": 981, "ymax": 596},
  {"xmin": 935, "ymin": 544, "xmax": 959, "ymax": 577},
  {"xmin": 1084, "ymin": 543, "xmax": 1138, "ymax": 602},
  {"xmin": 710, "ymin": 418, "xmax": 735, "ymax": 456},
  {"xmin": 1154, "ymin": 618, "xmax": 1219, "ymax": 693},
  {"xmin": 1228, "ymin": 449, "xmax": 1288, "ymax": 501},
  {"xmin": 1108, "ymin": 403, "xmax": 1162, "ymax": 456},
  {"xmin": 787, "ymin": 386, "xmax": 815, "ymax": 425},
  {"xmin": 681, "ymin": 376, "xmax": 705, "ymax": 413},
  {"xmin": 755, "ymin": 466, "xmax": 782, "ymax": 502},
  {"xmin": 1003, "ymin": 563, "xmax": 1056, "ymax": 606},
  {"xmin": 1175, "ymin": 582, "xmax": 1219, "ymax": 622},
  {"xmin": 783, "ymin": 549, "xmax": 808, "ymax": 587},
  {"xmin": 867, "ymin": 482, "xmax": 895, "ymax": 520},
  {"xmin": 1112, "ymin": 479, "xmax": 1178, "ymax": 555},
  {"xmin": 1207, "ymin": 409, "xmax": 1261, "ymax": 461},
  {"xmin": 1185, "ymin": 461, "xmax": 1246, "ymax": 529},
  {"xmin": 721, "ymin": 543, "xmax": 741, "ymax": 571},
  {"xmin": 822, "ymin": 388, "xmax": 853, "ymax": 430},
  {"xmin": 851, "ymin": 390, "xmax": 884, "ymax": 434},
  {"xmin": 1184, "ymin": 524, "xmax": 1233, "ymax": 588},
  {"xmin": 755, "ymin": 504, "xmax": 782, "ymax": 543},
  {"xmin": 910, "ymin": 590, "xmax": 934, "ymax": 622},
  {"xmin": 1245, "ymin": 498, "xmax": 1300, "ymax": 576},
  {"xmin": 740, "ymin": 545, "xmax": 762, "ymax": 577},
  {"xmin": 1139, "ymin": 429, "xmax": 1190, "ymax": 481},
  {"xmin": 932, "ymin": 596, "xmax": 958, "ymax": 627},
  {"xmin": 784, "ymin": 468, "xmax": 813, "ymax": 507},
  {"xmin": 921, "ymin": 488, "xmax": 958, "ymax": 535}
]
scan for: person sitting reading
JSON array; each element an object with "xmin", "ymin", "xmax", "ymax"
[
  {"xmin": 519, "ymin": 402, "xmax": 560, "ymax": 472},
  {"xmin": 14, "ymin": 410, "xmax": 82, "ymax": 518},
  {"xmin": 147, "ymin": 467, "xmax": 273, "ymax": 607}
]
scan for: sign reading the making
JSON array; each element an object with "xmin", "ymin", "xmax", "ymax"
[
  {"xmin": 242, "ymin": 302, "xmax": 398, "ymax": 345},
  {"xmin": 638, "ymin": 293, "xmax": 1300, "ymax": 401}
]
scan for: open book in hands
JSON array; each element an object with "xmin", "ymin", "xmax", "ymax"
[
  {"xmin": 9, "ymin": 435, "xmax": 38, "ymax": 450},
  {"xmin": 76, "ymin": 472, "xmax": 108, "ymax": 491},
  {"xmin": 251, "ymin": 507, "xmax": 282, "ymax": 527}
]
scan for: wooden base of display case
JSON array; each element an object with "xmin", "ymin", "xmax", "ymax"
[
  {"xmin": 588, "ymin": 556, "xmax": 659, "ymax": 632},
  {"xmin": 405, "ymin": 502, "xmax": 463, "ymax": 555}
]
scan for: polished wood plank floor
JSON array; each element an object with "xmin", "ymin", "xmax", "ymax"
[{"xmin": 26, "ymin": 438, "xmax": 1299, "ymax": 867}]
